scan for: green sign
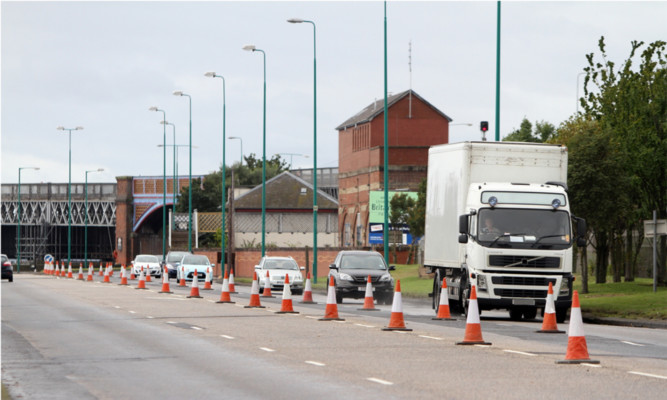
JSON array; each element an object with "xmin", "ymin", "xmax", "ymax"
[{"xmin": 368, "ymin": 191, "xmax": 418, "ymax": 223}]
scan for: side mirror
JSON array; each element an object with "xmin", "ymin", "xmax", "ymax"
[
  {"xmin": 388, "ymin": 265, "xmax": 396, "ymax": 271},
  {"xmin": 329, "ymin": 263, "xmax": 338, "ymax": 270},
  {"xmin": 300, "ymin": 266, "xmax": 305, "ymax": 271},
  {"xmin": 459, "ymin": 214, "xmax": 469, "ymax": 235},
  {"xmin": 577, "ymin": 218, "xmax": 587, "ymax": 238},
  {"xmin": 254, "ymin": 265, "xmax": 260, "ymax": 269}
]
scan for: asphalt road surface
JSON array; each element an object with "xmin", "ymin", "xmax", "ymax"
[{"xmin": 2, "ymin": 273, "xmax": 666, "ymax": 399}]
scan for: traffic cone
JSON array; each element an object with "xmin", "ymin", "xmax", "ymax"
[
  {"xmin": 158, "ymin": 268, "xmax": 172, "ymax": 293},
  {"xmin": 67, "ymin": 263, "xmax": 73, "ymax": 279},
  {"xmin": 262, "ymin": 270, "xmax": 274, "ymax": 298},
  {"xmin": 77, "ymin": 264, "xmax": 84, "ymax": 280},
  {"xmin": 244, "ymin": 272, "xmax": 265, "ymax": 308},
  {"xmin": 557, "ymin": 291, "xmax": 599, "ymax": 364},
  {"xmin": 109, "ymin": 263, "xmax": 114, "ymax": 277},
  {"xmin": 319, "ymin": 276, "xmax": 345, "ymax": 321},
  {"xmin": 382, "ymin": 280, "xmax": 412, "ymax": 331},
  {"xmin": 456, "ymin": 286, "xmax": 491, "ymax": 345},
  {"xmin": 433, "ymin": 277, "xmax": 456, "ymax": 320},
  {"xmin": 179, "ymin": 267, "xmax": 186, "ymax": 287},
  {"xmin": 99, "ymin": 264, "xmax": 104, "ymax": 276},
  {"xmin": 202, "ymin": 268, "xmax": 213, "ymax": 290},
  {"xmin": 55, "ymin": 262, "xmax": 60, "ymax": 277},
  {"xmin": 537, "ymin": 282, "xmax": 565, "ymax": 333},
  {"xmin": 300, "ymin": 273, "xmax": 316, "ymax": 304},
  {"xmin": 187, "ymin": 269, "xmax": 202, "ymax": 298},
  {"xmin": 119, "ymin": 265, "xmax": 128, "ymax": 286},
  {"xmin": 87, "ymin": 264, "xmax": 94, "ymax": 281},
  {"xmin": 276, "ymin": 274, "xmax": 298, "ymax": 314},
  {"xmin": 216, "ymin": 270, "xmax": 235, "ymax": 304},
  {"xmin": 130, "ymin": 268, "xmax": 136, "ymax": 280},
  {"xmin": 228, "ymin": 270, "xmax": 237, "ymax": 293},
  {"xmin": 358, "ymin": 275, "xmax": 380, "ymax": 311},
  {"xmin": 103, "ymin": 265, "xmax": 111, "ymax": 283},
  {"xmin": 136, "ymin": 268, "xmax": 147, "ymax": 290}
]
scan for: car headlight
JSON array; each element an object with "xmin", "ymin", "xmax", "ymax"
[
  {"xmin": 559, "ymin": 277, "xmax": 569, "ymax": 296},
  {"xmin": 339, "ymin": 273, "xmax": 354, "ymax": 281},
  {"xmin": 379, "ymin": 273, "xmax": 392, "ymax": 282}
]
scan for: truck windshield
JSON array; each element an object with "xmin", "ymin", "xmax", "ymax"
[{"xmin": 477, "ymin": 208, "xmax": 571, "ymax": 249}]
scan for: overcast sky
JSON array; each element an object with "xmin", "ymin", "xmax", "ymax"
[{"xmin": 2, "ymin": 1, "xmax": 665, "ymax": 184}]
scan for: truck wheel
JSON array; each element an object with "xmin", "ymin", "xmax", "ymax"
[
  {"xmin": 556, "ymin": 307, "xmax": 568, "ymax": 323},
  {"xmin": 461, "ymin": 281, "xmax": 471, "ymax": 317},
  {"xmin": 432, "ymin": 271, "xmax": 442, "ymax": 313},
  {"xmin": 522, "ymin": 307, "xmax": 537, "ymax": 320},
  {"xmin": 335, "ymin": 291, "xmax": 343, "ymax": 304},
  {"xmin": 509, "ymin": 308, "xmax": 523, "ymax": 321}
]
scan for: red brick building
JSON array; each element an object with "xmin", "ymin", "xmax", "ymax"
[{"xmin": 336, "ymin": 89, "xmax": 452, "ymax": 247}]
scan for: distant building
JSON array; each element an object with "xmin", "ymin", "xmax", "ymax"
[{"xmin": 336, "ymin": 89, "xmax": 452, "ymax": 247}]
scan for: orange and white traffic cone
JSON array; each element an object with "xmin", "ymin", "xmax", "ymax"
[
  {"xmin": 99, "ymin": 264, "xmax": 104, "ymax": 276},
  {"xmin": 300, "ymin": 272, "xmax": 316, "ymax": 304},
  {"xmin": 358, "ymin": 275, "xmax": 380, "ymax": 311},
  {"xmin": 87, "ymin": 264, "xmax": 94, "ymax": 282},
  {"xmin": 216, "ymin": 270, "xmax": 235, "ymax": 304},
  {"xmin": 55, "ymin": 262, "xmax": 61, "ymax": 277},
  {"xmin": 276, "ymin": 274, "xmax": 298, "ymax": 314},
  {"xmin": 136, "ymin": 268, "xmax": 147, "ymax": 290},
  {"xmin": 202, "ymin": 268, "xmax": 213, "ymax": 290},
  {"xmin": 228, "ymin": 270, "xmax": 237, "ymax": 293},
  {"xmin": 159, "ymin": 268, "xmax": 172, "ymax": 293},
  {"xmin": 77, "ymin": 264, "xmax": 84, "ymax": 280},
  {"xmin": 456, "ymin": 286, "xmax": 491, "ymax": 345},
  {"xmin": 557, "ymin": 291, "xmax": 599, "ymax": 364},
  {"xmin": 187, "ymin": 269, "xmax": 202, "ymax": 298},
  {"xmin": 537, "ymin": 282, "xmax": 565, "ymax": 333},
  {"xmin": 67, "ymin": 263, "xmax": 73, "ymax": 279},
  {"xmin": 433, "ymin": 277, "xmax": 456, "ymax": 320},
  {"xmin": 382, "ymin": 280, "xmax": 412, "ymax": 331},
  {"xmin": 179, "ymin": 267, "xmax": 186, "ymax": 287},
  {"xmin": 244, "ymin": 272, "xmax": 265, "ymax": 309},
  {"xmin": 109, "ymin": 263, "xmax": 114, "ymax": 277},
  {"xmin": 319, "ymin": 276, "xmax": 345, "ymax": 321},
  {"xmin": 103, "ymin": 265, "xmax": 111, "ymax": 283},
  {"xmin": 262, "ymin": 270, "xmax": 274, "ymax": 298},
  {"xmin": 119, "ymin": 265, "xmax": 128, "ymax": 286},
  {"xmin": 130, "ymin": 268, "xmax": 136, "ymax": 281}
]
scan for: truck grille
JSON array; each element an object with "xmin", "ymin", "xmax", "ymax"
[
  {"xmin": 491, "ymin": 276, "xmax": 556, "ymax": 286},
  {"xmin": 494, "ymin": 289, "xmax": 547, "ymax": 298},
  {"xmin": 489, "ymin": 255, "xmax": 560, "ymax": 268}
]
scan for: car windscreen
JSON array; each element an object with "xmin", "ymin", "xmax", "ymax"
[
  {"xmin": 136, "ymin": 255, "xmax": 158, "ymax": 263},
  {"xmin": 182, "ymin": 256, "xmax": 209, "ymax": 265},
  {"xmin": 263, "ymin": 260, "xmax": 298, "ymax": 270},
  {"xmin": 167, "ymin": 252, "xmax": 189, "ymax": 262},
  {"xmin": 340, "ymin": 254, "xmax": 387, "ymax": 270}
]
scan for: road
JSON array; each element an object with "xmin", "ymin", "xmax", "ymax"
[{"xmin": 2, "ymin": 273, "xmax": 666, "ymax": 399}]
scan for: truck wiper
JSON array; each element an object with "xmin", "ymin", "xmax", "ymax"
[{"xmin": 531, "ymin": 234, "xmax": 565, "ymax": 248}]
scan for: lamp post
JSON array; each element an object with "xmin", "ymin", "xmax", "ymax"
[
  {"xmin": 160, "ymin": 121, "xmax": 177, "ymax": 230},
  {"xmin": 173, "ymin": 91, "xmax": 193, "ymax": 252},
  {"xmin": 383, "ymin": 2, "xmax": 390, "ymax": 263},
  {"xmin": 228, "ymin": 136, "xmax": 243, "ymax": 166},
  {"xmin": 276, "ymin": 153, "xmax": 309, "ymax": 168},
  {"xmin": 17, "ymin": 167, "xmax": 39, "ymax": 273},
  {"xmin": 288, "ymin": 17, "xmax": 319, "ymax": 282},
  {"xmin": 205, "ymin": 71, "xmax": 228, "ymax": 276},
  {"xmin": 84, "ymin": 168, "xmax": 104, "ymax": 268},
  {"xmin": 243, "ymin": 44, "xmax": 268, "ymax": 257},
  {"xmin": 57, "ymin": 126, "xmax": 83, "ymax": 264},
  {"xmin": 149, "ymin": 107, "xmax": 167, "ymax": 262}
]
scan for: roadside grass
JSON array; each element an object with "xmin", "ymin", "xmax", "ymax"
[{"xmin": 574, "ymin": 276, "xmax": 667, "ymax": 320}]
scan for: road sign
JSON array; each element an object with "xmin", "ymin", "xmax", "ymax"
[{"xmin": 643, "ymin": 219, "xmax": 666, "ymax": 237}]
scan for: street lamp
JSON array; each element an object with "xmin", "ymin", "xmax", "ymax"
[
  {"xmin": 288, "ymin": 17, "xmax": 319, "ymax": 282},
  {"xmin": 243, "ymin": 44, "xmax": 268, "ymax": 257},
  {"xmin": 205, "ymin": 71, "xmax": 228, "ymax": 276},
  {"xmin": 173, "ymin": 91, "xmax": 193, "ymax": 252},
  {"xmin": 160, "ymin": 121, "xmax": 177, "ymax": 231},
  {"xmin": 17, "ymin": 167, "xmax": 39, "ymax": 273},
  {"xmin": 228, "ymin": 136, "xmax": 243, "ymax": 166},
  {"xmin": 275, "ymin": 153, "xmax": 309, "ymax": 168},
  {"xmin": 149, "ymin": 106, "xmax": 167, "ymax": 262},
  {"xmin": 57, "ymin": 125, "xmax": 83, "ymax": 264},
  {"xmin": 84, "ymin": 168, "xmax": 104, "ymax": 268},
  {"xmin": 158, "ymin": 143, "xmax": 196, "ymax": 242}
]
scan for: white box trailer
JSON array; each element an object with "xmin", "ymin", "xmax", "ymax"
[{"xmin": 424, "ymin": 142, "xmax": 585, "ymax": 321}]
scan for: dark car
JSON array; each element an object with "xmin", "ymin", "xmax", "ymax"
[
  {"xmin": 328, "ymin": 250, "xmax": 395, "ymax": 305},
  {"xmin": 164, "ymin": 251, "xmax": 191, "ymax": 279},
  {"xmin": 2, "ymin": 254, "xmax": 13, "ymax": 282}
]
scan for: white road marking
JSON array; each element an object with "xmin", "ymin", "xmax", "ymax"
[
  {"xmin": 129, "ymin": 311, "xmax": 136, "ymax": 314},
  {"xmin": 419, "ymin": 335, "xmax": 444, "ymax": 341},
  {"xmin": 220, "ymin": 335, "xmax": 235, "ymax": 340},
  {"xmin": 147, "ymin": 316, "xmax": 154, "ymax": 319},
  {"xmin": 581, "ymin": 363, "xmax": 601, "ymax": 368},
  {"xmin": 114, "ymin": 306, "xmax": 121, "ymax": 309},
  {"xmin": 305, "ymin": 316, "xmax": 319, "ymax": 319},
  {"xmin": 305, "ymin": 361, "xmax": 325, "ymax": 367},
  {"xmin": 260, "ymin": 347, "xmax": 275, "ymax": 352},
  {"xmin": 503, "ymin": 349, "xmax": 537, "ymax": 357},
  {"xmin": 191, "ymin": 326, "xmax": 203, "ymax": 331},
  {"xmin": 628, "ymin": 371, "xmax": 667, "ymax": 380},
  {"xmin": 367, "ymin": 377, "xmax": 394, "ymax": 385},
  {"xmin": 167, "ymin": 321, "xmax": 177, "ymax": 324},
  {"xmin": 355, "ymin": 323, "xmax": 375, "ymax": 328},
  {"xmin": 474, "ymin": 344, "xmax": 492, "ymax": 348},
  {"xmin": 621, "ymin": 341, "xmax": 645, "ymax": 347}
]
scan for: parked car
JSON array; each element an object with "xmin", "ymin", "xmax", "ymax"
[
  {"xmin": 131, "ymin": 254, "xmax": 162, "ymax": 278},
  {"xmin": 2, "ymin": 254, "xmax": 13, "ymax": 282},
  {"xmin": 328, "ymin": 250, "xmax": 395, "ymax": 304},
  {"xmin": 180, "ymin": 254, "xmax": 214, "ymax": 282},
  {"xmin": 164, "ymin": 251, "xmax": 191, "ymax": 279},
  {"xmin": 255, "ymin": 256, "xmax": 304, "ymax": 295}
]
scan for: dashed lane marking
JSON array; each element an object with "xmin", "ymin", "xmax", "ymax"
[
  {"xmin": 503, "ymin": 349, "xmax": 537, "ymax": 357},
  {"xmin": 355, "ymin": 323, "xmax": 375, "ymax": 328},
  {"xmin": 259, "ymin": 347, "xmax": 275, "ymax": 352},
  {"xmin": 367, "ymin": 377, "xmax": 393, "ymax": 386},
  {"xmin": 220, "ymin": 335, "xmax": 235, "ymax": 340},
  {"xmin": 305, "ymin": 361, "xmax": 325, "ymax": 367},
  {"xmin": 621, "ymin": 341, "xmax": 645, "ymax": 347},
  {"xmin": 628, "ymin": 371, "xmax": 667, "ymax": 380},
  {"xmin": 419, "ymin": 335, "xmax": 444, "ymax": 341}
]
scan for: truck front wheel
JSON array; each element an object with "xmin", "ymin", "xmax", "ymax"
[
  {"xmin": 556, "ymin": 307, "xmax": 568, "ymax": 323},
  {"xmin": 432, "ymin": 271, "xmax": 442, "ymax": 314}
]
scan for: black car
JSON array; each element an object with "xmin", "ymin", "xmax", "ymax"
[
  {"xmin": 163, "ymin": 251, "xmax": 191, "ymax": 279},
  {"xmin": 2, "ymin": 254, "xmax": 13, "ymax": 282},
  {"xmin": 328, "ymin": 250, "xmax": 395, "ymax": 305}
]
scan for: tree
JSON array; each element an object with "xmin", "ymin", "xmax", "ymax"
[
  {"xmin": 503, "ymin": 118, "xmax": 556, "ymax": 142},
  {"xmin": 389, "ymin": 193, "xmax": 415, "ymax": 263}
]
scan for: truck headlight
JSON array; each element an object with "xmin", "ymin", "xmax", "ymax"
[
  {"xmin": 477, "ymin": 274, "xmax": 488, "ymax": 291},
  {"xmin": 559, "ymin": 278, "xmax": 569, "ymax": 296},
  {"xmin": 339, "ymin": 273, "xmax": 354, "ymax": 281}
]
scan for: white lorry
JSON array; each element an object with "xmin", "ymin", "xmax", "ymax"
[{"xmin": 424, "ymin": 142, "xmax": 586, "ymax": 321}]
